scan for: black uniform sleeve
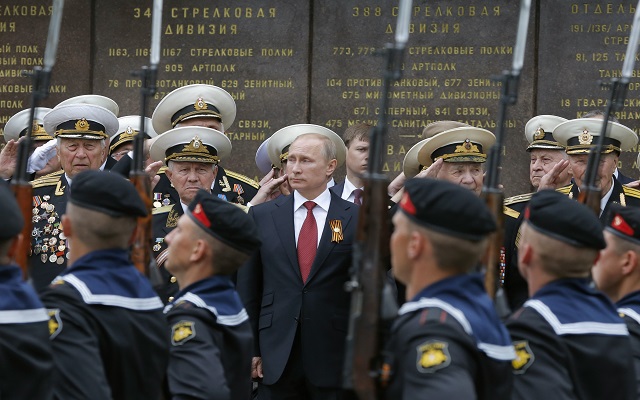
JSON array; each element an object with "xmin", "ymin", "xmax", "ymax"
[
  {"xmin": 40, "ymin": 284, "xmax": 112, "ymax": 400},
  {"xmin": 396, "ymin": 322, "xmax": 477, "ymax": 400},
  {"xmin": 506, "ymin": 308, "xmax": 574, "ymax": 400},
  {"xmin": 166, "ymin": 309, "xmax": 231, "ymax": 400}
]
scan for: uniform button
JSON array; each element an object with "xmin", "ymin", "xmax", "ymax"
[
  {"xmin": 168, "ymin": 296, "xmax": 174, "ymax": 302},
  {"xmin": 170, "ymin": 276, "xmax": 177, "ymax": 283}
]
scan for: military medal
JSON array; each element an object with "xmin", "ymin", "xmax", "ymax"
[
  {"xmin": 49, "ymin": 254, "xmax": 57, "ymax": 263},
  {"xmin": 41, "ymin": 254, "xmax": 47, "ymax": 263},
  {"xmin": 153, "ymin": 193, "xmax": 162, "ymax": 208},
  {"xmin": 162, "ymin": 194, "xmax": 171, "ymax": 206},
  {"xmin": 218, "ymin": 194, "xmax": 228, "ymax": 201}
]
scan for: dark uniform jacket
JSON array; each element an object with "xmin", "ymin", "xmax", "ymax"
[
  {"xmin": 236, "ymin": 191, "xmax": 359, "ymax": 387},
  {"xmin": 152, "ymin": 203, "xmax": 184, "ymax": 303},
  {"xmin": 29, "ymin": 170, "xmax": 70, "ymax": 292},
  {"xmin": 503, "ymin": 179, "xmax": 640, "ymax": 311},
  {"xmin": 384, "ymin": 274, "xmax": 515, "ymax": 400},
  {"xmin": 0, "ymin": 264, "xmax": 53, "ymax": 399},
  {"xmin": 111, "ymin": 153, "xmax": 259, "ymax": 206},
  {"xmin": 616, "ymin": 290, "xmax": 640, "ymax": 398},
  {"xmin": 507, "ymin": 279, "xmax": 636, "ymax": 400},
  {"xmin": 164, "ymin": 275, "xmax": 253, "ymax": 400},
  {"xmin": 39, "ymin": 249, "xmax": 169, "ymax": 400}
]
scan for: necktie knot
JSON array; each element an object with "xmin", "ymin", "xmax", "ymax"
[
  {"xmin": 353, "ymin": 188, "xmax": 363, "ymax": 205},
  {"xmin": 303, "ymin": 201, "xmax": 316, "ymax": 211}
]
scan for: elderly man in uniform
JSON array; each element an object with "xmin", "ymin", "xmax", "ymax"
[
  {"xmin": 28, "ymin": 103, "xmax": 118, "ymax": 292},
  {"xmin": 0, "ymin": 181, "xmax": 53, "ymax": 399},
  {"xmin": 592, "ymin": 204, "xmax": 640, "ymax": 397},
  {"xmin": 391, "ymin": 122, "xmax": 495, "ymax": 201},
  {"xmin": 150, "ymin": 125, "xmax": 233, "ymax": 303},
  {"xmin": 163, "ymin": 189, "xmax": 261, "ymax": 400},
  {"xmin": 502, "ymin": 118, "xmax": 640, "ymax": 312},
  {"xmin": 108, "ymin": 115, "xmax": 158, "ymax": 162},
  {"xmin": 147, "ymin": 84, "xmax": 259, "ymax": 206},
  {"xmin": 0, "ymin": 107, "xmax": 60, "ymax": 180},
  {"xmin": 502, "ymin": 115, "xmax": 570, "ymax": 311},
  {"xmin": 385, "ymin": 178, "xmax": 514, "ymax": 399},
  {"xmin": 39, "ymin": 170, "xmax": 168, "ymax": 399},
  {"xmin": 237, "ymin": 128, "xmax": 357, "ymax": 399},
  {"xmin": 507, "ymin": 190, "xmax": 635, "ymax": 400},
  {"xmin": 523, "ymin": 115, "xmax": 571, "ymax": 189}
]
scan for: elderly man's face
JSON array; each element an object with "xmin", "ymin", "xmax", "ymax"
[
  {"xmin": 165, "ymin": 161, "xmax": 217, "ymax": 205},
  {"xmin": 529, "ymin": 149, "xmax": 570, "ymax": 188},
  {"xmin": 436, "ymin": 162, "xmax": 484, "ymax": 196},
  {"xmin": 57, "ymin": 138, "xmax": 106, "ymax": 179},
  {"xmin": 568, "ymin": 153, "xmax": 617, "ymax": 192}
]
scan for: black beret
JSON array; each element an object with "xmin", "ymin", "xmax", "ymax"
[
  {"xmin": 187, "ymin": 190, "xmax": 261, "ymax": 254},
  {"xmin": 603, "ymin": 204, "xmax": 640, "ymax": 245},
  {"xmin": 524, "ymin": 190, "xmax": 605, "ymax": 249},
  {"xmin": 69, "ymin": 170, "xmax": 147, "ymax": 218},
  {"xmin": 0, "ymin": 180, "xmax": 24, "ymax": 240},
  {"xmin": 398, "ymin": 178, "xmax": 496, "ymax": 241}
]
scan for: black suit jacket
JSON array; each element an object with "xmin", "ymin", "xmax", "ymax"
[
  {"xmin": 237, "ymin": 191, "xmax": 358, "ymax": 387},
  {"xmin": 329, "ymin": 182, "xmax": 345, "ymax": 199}
]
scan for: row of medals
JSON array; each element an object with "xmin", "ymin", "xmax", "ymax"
[{"xmin": 31, "ymin": 195, "xmax": 67, "ymax": 264}]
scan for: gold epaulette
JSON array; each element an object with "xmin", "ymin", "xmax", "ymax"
[
  {"xmin": 31, "ymin": 170, "xmax": 64, "ymax": 188},
  {"xmin": 504, "ymin": 192, "xmax": 533, "ymax": 206},
  {"xmin": 225, "ymin": 169, "xmax": 260, "ymax": 189},
  {"xmin": 157, "ymin": 166, "xmax": 167, "ymax": 175},
  {"xmin": 556, "ymin": 184, "xmax": 574, "ymax": 195},
  {"xmin": 504, "ymin": 206, "xmax": 520, "ymax": 219},
  {"xmin": 623, "ymin": 185, "xmax": 640, "ymax": 199},
  {"xmin": 152, "ymin": 204, "xmax": 173, "ymax": 215}
]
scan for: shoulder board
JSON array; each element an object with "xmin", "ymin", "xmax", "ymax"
[
  {"xmin": 157, "ymin": 166, "xmax": 167, "ymax": 175},
  {"xmin": 504, "ymin": 192, "xmax": 533, "ymax": 206},
  {"xmin": 556, "ymin": 184, "xmax": 574, "ymax": 195},
  {"xmin": 623, "ymin": 186, "xmax": 640, "ymax": 198},
  {"xmin": 225, "ymin": 169, "xmax": 259, "ymax": 189},
  {"xmin": 31, "ymin": 171, "xmax": 64, "ymax": 188},
  {"xmin": 152, "ymin": 204, "xmax": 174, "ymax": 215},
  {"xmin": 504, "ymin": 206, "xmax": 520, "ymax": 219}
]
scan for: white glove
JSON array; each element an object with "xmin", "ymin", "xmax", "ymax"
[{"xmin": 27, "ymin": 139, "xmax": 57, "ymax": 173}]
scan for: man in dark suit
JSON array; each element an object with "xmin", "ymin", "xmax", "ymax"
[{"xmin": 237, "ymin": 131, "xmax": 358, "ymax": 399}]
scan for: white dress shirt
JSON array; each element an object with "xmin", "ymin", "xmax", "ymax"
[
  {"xmin": 600, "ymin": 181, "xmax": 615, "ymax": 217},
  {"xmin": 294, "ymin": 188, "xmax": 331, "ymax": 247},
  {"xmin": 340, "ymin": 176, "xmax": 363, "ymax": 203}
]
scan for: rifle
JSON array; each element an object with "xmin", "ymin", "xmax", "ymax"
[
  {"xmin": 11, "ymin": 0, "xmax": 64, "ymax": 278},
  {"xmin": 130, "ymin": 0, "xmax": 163, "ymax": 276},
  {"xmin": 578, "ymin": 0, "xmax": 640, "ymax": 214},
  {"xmin": 481, "ymin": 0, "xmax": 531, "ymax": 301},
  {"xmin": 343, "ymin": 1, "xmax": 411, "ymax": 398}
]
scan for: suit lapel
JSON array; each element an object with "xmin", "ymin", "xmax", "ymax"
[
  {"xmin": 272, "ymin": 195, "xmax": 300, "ymax": 279},
  {"xmin": 306, "ymin": 193, "xmax": 353, "ymax": 284}
]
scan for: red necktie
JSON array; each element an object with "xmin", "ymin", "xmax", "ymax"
[
  {"xmin": 297, "ymin": 201, "xmax": 317, "ymax": 283},
  {"xmin": 353, "ymin": 188, "xmax": 363, "ymax": 205}
]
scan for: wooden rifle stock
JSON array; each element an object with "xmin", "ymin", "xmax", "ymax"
[
  {"xmin": 11, "ymin": 183, "xmax": 32, "ymax": 279},
  {"xmin": 481, "ymin": 189, "xmax": 504, "ymax": 300},
  {"xmin": 130, "ymin": 171, "xmax": 152, "ymax": 276},
  {"xmin": 577, "ymin": 187, "xmax": 601, "ymax": 216},
  {"xmin": 343, "ymin": 176, "xmax": 391, "ymax": 399}
]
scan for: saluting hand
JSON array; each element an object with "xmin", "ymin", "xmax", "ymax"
[{"xmin": 537, "ymin": 159, "xmax": 570, "ymax": 191}]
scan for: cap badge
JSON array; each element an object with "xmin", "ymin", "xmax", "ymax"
[
  {"xmin": 182, "ymin": 136, "xmax": 210, "ymax": 154},
  {"xmin": 612, "ymin": 214, "xmax": 634, "ymax": 236},
  {"xmin": 192, "ymin": 203, "xmax": 212, "ymax": 228},
  {"xmin": 578, "ymin": 128, "xmax": 593, "ymax": 145},
  {"xmin": 121, "ymin": 125, "xmax": 137, "ymax": 140},
  {"xmin": 194, "ymin": 97, "xmax": 208, "ymax": 111},
  {"xmin": 75, "ymin": 118, "xmax": 90, "ymax": 131},
  {"xmin": 400, "ymin": 191, "xmax": 417, "ymax": 215},
  {"xmin": 454, "ymin": 139, "xmax": 479, "ymax": 154},
  {"xmin": 32, "ymin": 121, "xmax": 47, "ymax": 135},
  {"xmin": 533, "ymin": 127, "xmax": 545, "ymax": 141}
]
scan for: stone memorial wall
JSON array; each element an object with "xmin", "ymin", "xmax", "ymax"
[{"xmin": 1, "ymin": 0, "xmax": 639, "ymax": 195}]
